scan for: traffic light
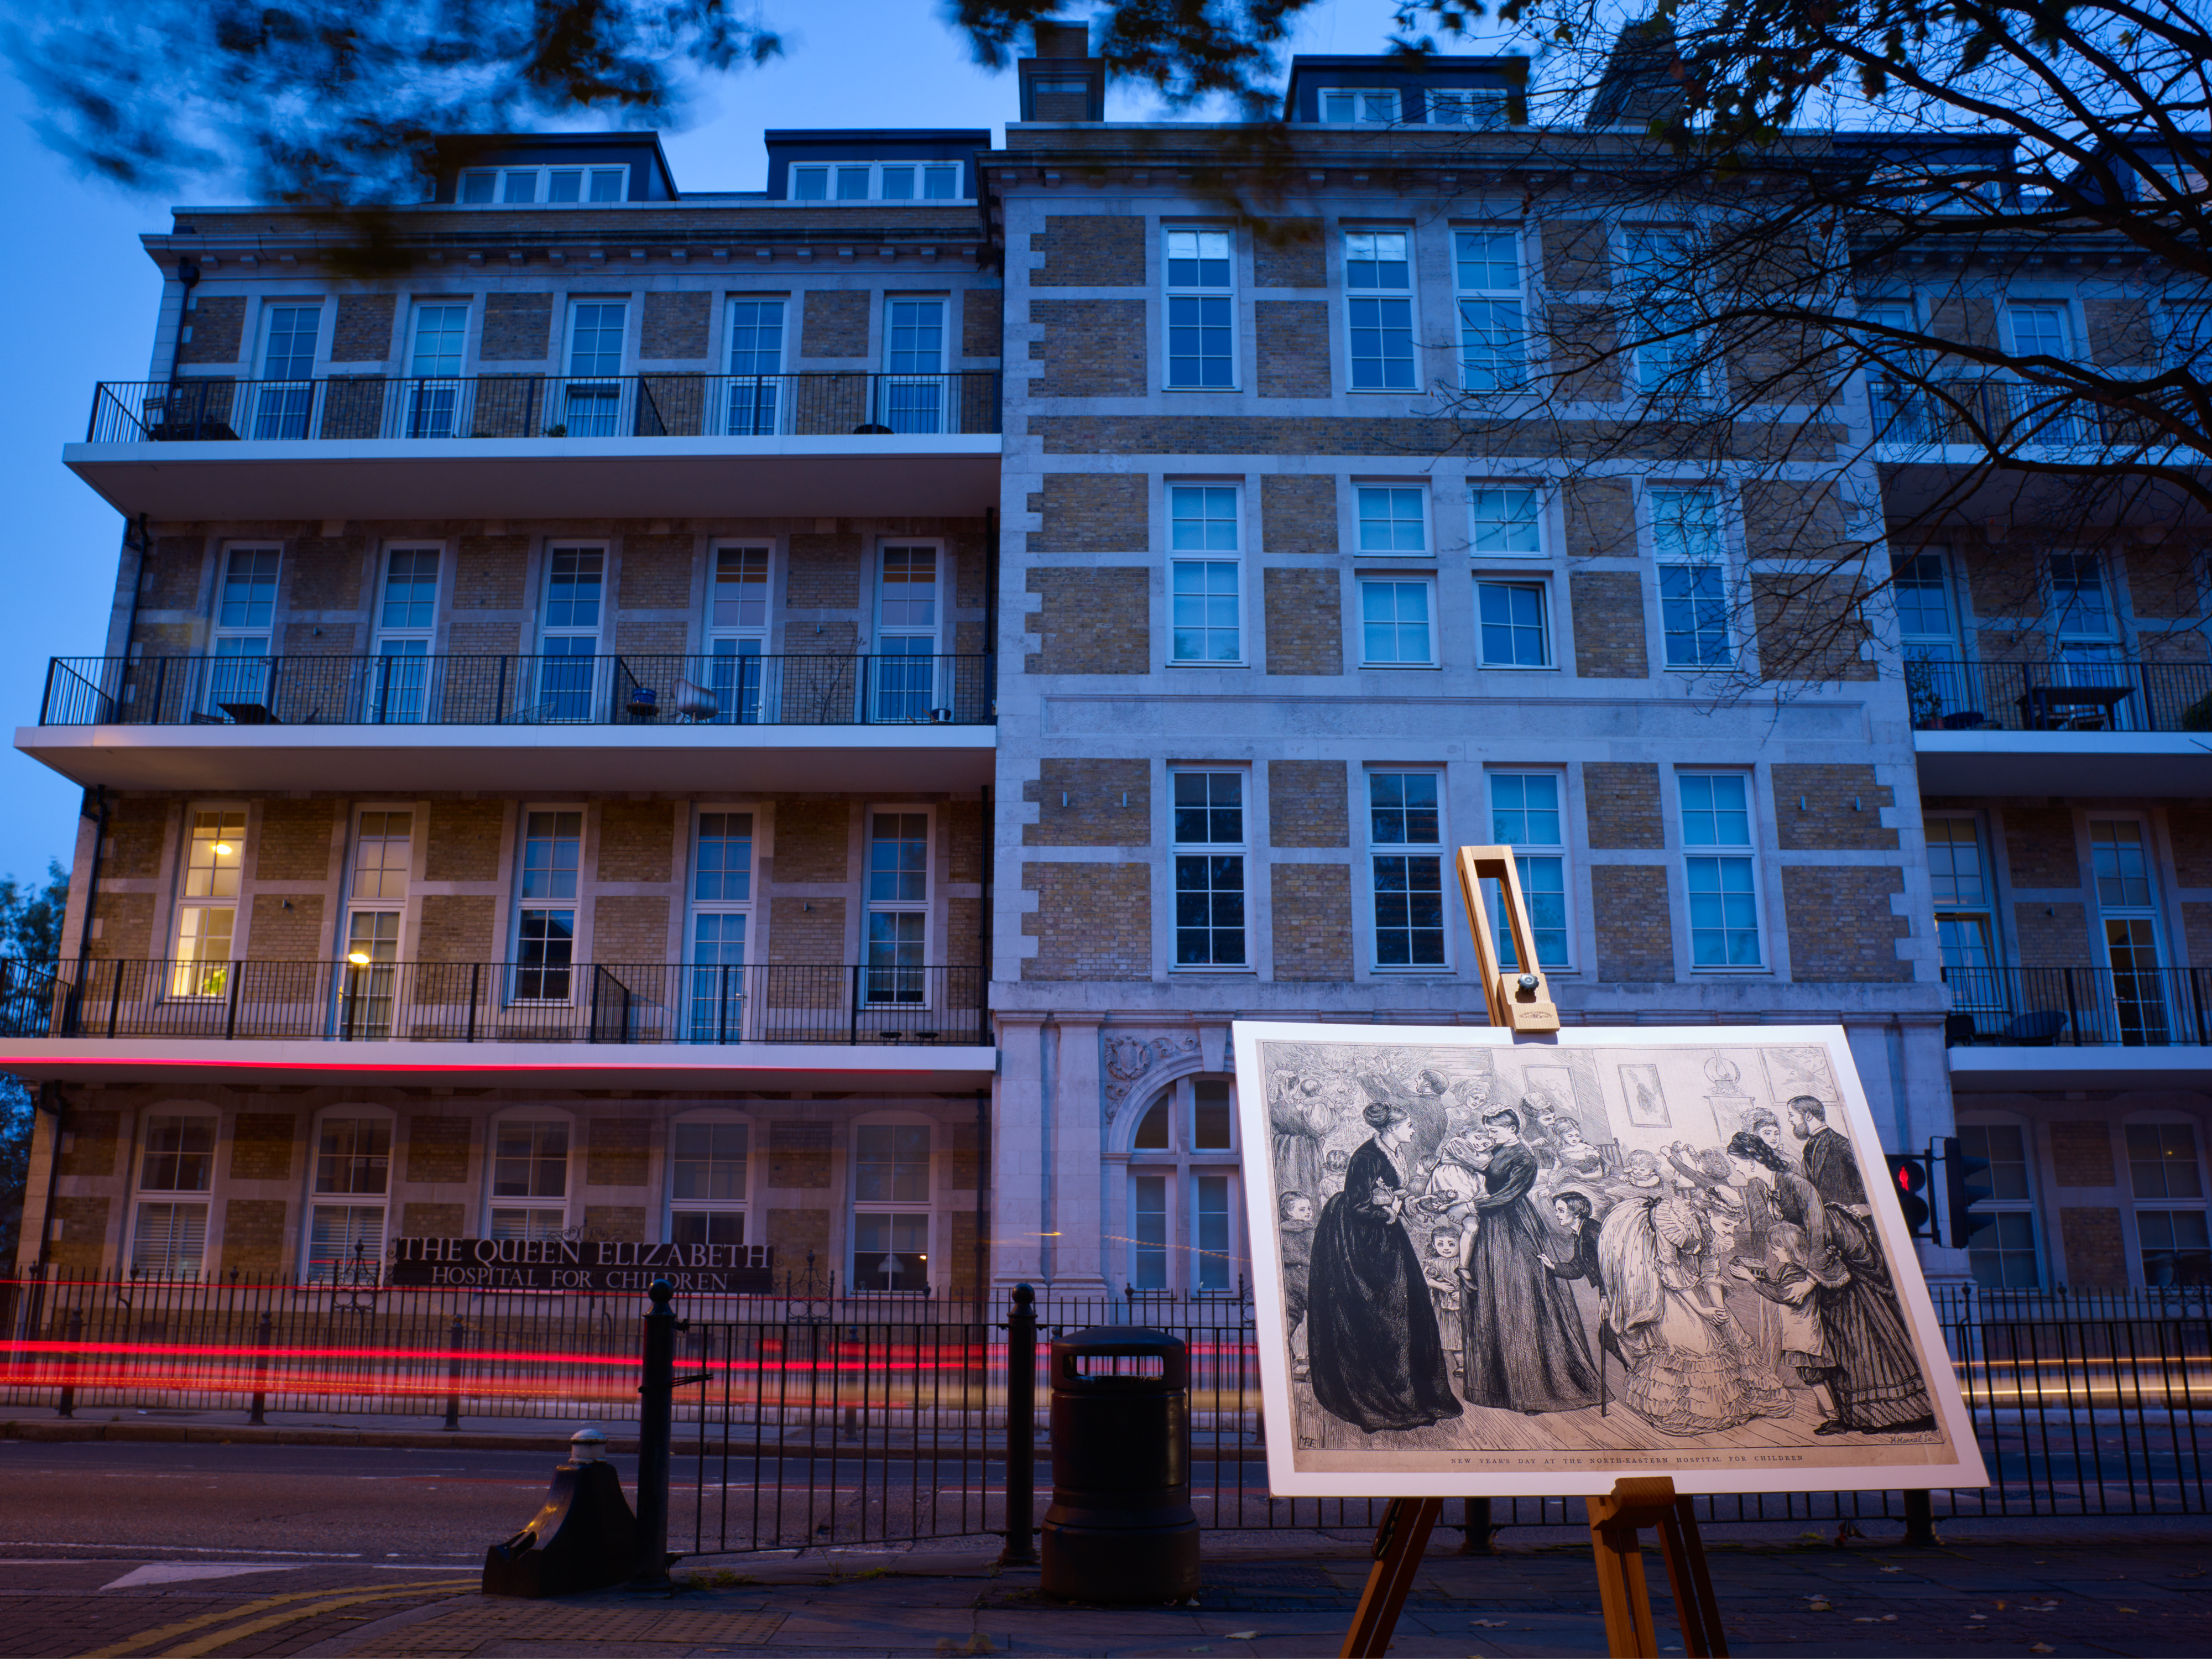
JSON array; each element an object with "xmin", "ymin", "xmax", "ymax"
[
  {"xmin": 1886, "ymin": 1153, "xmax": 1934, "ymax": 1239},
  {"xmin": 1943, "ymin": 1134, "xmax": 1995, "ymax": 1251}
]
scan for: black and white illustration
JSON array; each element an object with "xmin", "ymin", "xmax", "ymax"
[{"xmin": 1234, "ymin": 1021, "xmax": 1987, "ymax": 1497}]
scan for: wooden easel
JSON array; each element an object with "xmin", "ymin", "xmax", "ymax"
[
  {"xmin": 1340, "ymin": 1480, "xmax": 1726, "ymax": 1658},
  {"xmin": 1588, "ymin": 1478, "xmax": 1728, "ymax": 1657},
  {"xmin": 1336, "ymin": 850, "xmax": 1730, "ymax": 1659}
]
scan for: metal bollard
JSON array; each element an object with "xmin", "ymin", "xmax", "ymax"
[
  {"xmin": 999, "ymin": 1284, "xmax": 1037, "ymax": 1566},
  {"xmin": 1902, "ymin": 1489, "xmax": 1936, "ymax": 1546},
  {"xmin": 56, "ymin": 1309, "xmax": 81, "ymax": 1419},
  {"xmin": 444, "ymin": 1316, "xmax": 466, "ymax": 1432},
  {"xmin": 249, "ymin": 1311, "xmax": 272, "ymax": 1426},
  {"xmin": 629, "ymin": 1280, "xmax": 677, "ymax": 1590},
  {"xmin": 1460, "ymin": 1496, "xmax": 1495, "ymax": 1554},
  {"xmin": 483, "ymin": 1427, "xmax": 638, "ymax": 1598}
]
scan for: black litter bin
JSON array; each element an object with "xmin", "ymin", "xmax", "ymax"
[{"xmin": 1040, "ymin": 1326, "xmax": 1201, "ymax": 1603}]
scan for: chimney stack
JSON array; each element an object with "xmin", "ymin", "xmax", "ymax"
[{"xmin": 1019, "ymin": 19, "xmax": 1107, "ymax": 122}]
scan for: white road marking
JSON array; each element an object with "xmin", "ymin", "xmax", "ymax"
[{"xmin": 101, "ymin": 1563, "xmax": 304, "ymax": 1590}]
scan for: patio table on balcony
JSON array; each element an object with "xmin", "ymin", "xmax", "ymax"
[{"xmin": 2017, "ymin": 681, "xmax": 2133, "ymax": 731}]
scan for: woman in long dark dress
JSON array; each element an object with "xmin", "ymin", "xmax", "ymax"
[
  {"xmin": 1306, "ymin": 1102, "xmax": 1463, "ymax": 1433},
  {"xmin": 1814, "ymin": 1209, "xmax": 1938, "ymax": 1433},
  {"xmin": 1457, "ymin": 1108, "xmax": 1601, "ymax": 1413}
]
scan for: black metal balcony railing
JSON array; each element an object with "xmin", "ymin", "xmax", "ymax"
[
  {"xmin": 40, "ymin": 654, "xmax": 993, "ymax": 728},
  {"xmin": 11, "ymin": 959, "xmax": 987, "ymax": 1047},
  {"xmin": 1905, "ymin": 658, "xmax": 2212, "ymax": 734},
  {"xmin": 1869, "ymin": 377, "xmax": 2143, "ymax": 450},
  {"xmin": 86, "ymin": 372, "xmax": 1004, "ymax": 444},
  {"xmin": 1943, "ymin": 964, "xmax": 2212, "ymax": 1047}
]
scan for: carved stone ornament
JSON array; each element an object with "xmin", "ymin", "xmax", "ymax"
[{"xmin": 1102, "ymin": 1032, "xmax": 1201, "ymax": 1124}]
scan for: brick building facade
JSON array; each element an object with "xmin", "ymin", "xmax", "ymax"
[{"xmin": 6, "ymin": 36, "xmax": 2207, "ymax": 1298}]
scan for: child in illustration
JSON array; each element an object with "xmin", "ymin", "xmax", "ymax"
[
  {"xmin": 1321, "ymin": 1147, "xmax": 1352, "ymax": 1199},
  {"xmin": 1421, "ymin": 1132, "xmax": 1490, "ymax": 1222},
  {"xmin": 1279, "ymin": 1190, "xmax": 1317, "ymax": 1380},
  {"xmin": 1455, "ymin": 1108, "xmax": 1600, "ymax": 1415},
  {"xmin": 1541, "ymin": 1189, "xmax": 1624, "ymax": 1413},
  {"xmin": 1539, "ymin": 1191, "xmax": 1606, "ymax": 1298},
  {"xmin": 1604, "ymin": 1147, "xmax": 1671, "ymax": 1207},
  {"xmin": 1729, "ymin": 1219, "xmax": 1835, "ymax": 1407},
  {"xmin": 1423, "ymin": 1228, "xmax": 1465, "ymax": 1361},
  {"xmin": 1305, "ymin": 1100, "xmax": 1463, "ymax": 1433},
  {"xmin": 1723, "ymin": 1131, "xmax": 1829, "ymax": 1374},
  {"xmin": 1553, "ymin": 1122, "xmax": 1606, "ymax": 1185}
]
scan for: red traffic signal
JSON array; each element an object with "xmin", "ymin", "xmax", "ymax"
[{"xmin": 1885, "ymin": 1153, "xmax": 1933, "ymax": 1239}]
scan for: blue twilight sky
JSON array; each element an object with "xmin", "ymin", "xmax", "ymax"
[{"xmin": 0, "ymin": 0, "xmax": 1449, "ymax": 894}]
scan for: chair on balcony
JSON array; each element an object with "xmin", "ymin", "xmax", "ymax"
[
  {"xmin": 673, "ymin": 678, "xmax": 719, "ymax": 722},
  {"xmin": 2003, "ymin": 1009, "xmax": 2069, "ymax": 1045},
  {"xmin": 1944, "ymin": 1013, "xmax": 1977, "ymax": 1046}
]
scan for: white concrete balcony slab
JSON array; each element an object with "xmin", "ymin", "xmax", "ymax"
[
  {"xmin": 67, "ymin": 373, "xmax": 1002, "ymax": 519},
  {"xmin": 22, "ymin": 651, "xmax": 995, "ymax": 790},
  {"xmin": 1906, "ymin": 658, "xmax": 2212, "ymax": 794},
  {"xmin": 1948, "ymin": 1045, "xmax": 2212, "ymax": 1092},
  {"xmin": 0, "ymin": 1035, "xmax": 999, "ymax": 1091}
]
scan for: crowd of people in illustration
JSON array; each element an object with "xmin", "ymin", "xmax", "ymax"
[{"xmin": 1265, "ymin": 1047, "xmax": 1938, "ymax": 1445}]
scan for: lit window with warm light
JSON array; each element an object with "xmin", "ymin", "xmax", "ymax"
[{"xmin": 171, "ymin": 809, "xmax": 246, "ymax": 998}]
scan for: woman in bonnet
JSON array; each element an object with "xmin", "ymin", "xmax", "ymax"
[{"xmin": 1305, "ymin": 1095, "xmax": 1463, "ymax": 1432}]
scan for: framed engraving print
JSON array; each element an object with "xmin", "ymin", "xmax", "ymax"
[{"xmin": 1234, "ymin": 1021, "xmax": 1987, "ymax": 1499}]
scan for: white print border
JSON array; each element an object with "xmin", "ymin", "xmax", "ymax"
[{"xmin": 1231, "ymin": 1020, "xmax": 1990, "ymax": 1499}]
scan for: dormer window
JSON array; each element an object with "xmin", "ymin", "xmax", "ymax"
[
  {"xmin": 457, "ymin": 165, "xmax": 627, "ymax": 206},
  {"xmin": 789, "ymin": 161, "xmax": 964, "ymax": 202},
  {"xmin": 1427, "ymin": 88, "xmax": 1511, "ymax": 128},
  {"xmin": 1321, "ymin": 88, "xmax": 1400, "ymax": 124}
]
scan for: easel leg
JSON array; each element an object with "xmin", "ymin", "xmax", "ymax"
[
  {"xmin": 1588, "ymin": 1511, "xmax": 1658, "ymax": 1659},
  {"xmin": 1655, "ymin": 1498, "xmax": 1728, "ymax": 1657},
  {"xmin": 1340, "ymin": 1497, "xmax": 1441, "ymax": 1659},
  {"xmin": 1590, "ymin": 1478, "xmax": 1704, "ymax": 1659}
]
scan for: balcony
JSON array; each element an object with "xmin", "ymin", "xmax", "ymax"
[
  {"xmin": 0, "ymin": 959, "xmax": 995, "ymax": 1091},
  {"xmin": 1866, "ymin": 375, "xmax": 2188, "ymax": 520},
  {"xmin": 1943, "ymin": 964, "xmax": 2212, "ymax": 1091},
  {"xmin": 1869, "ymin": 377, "xmax": 2132, "ymax": 455},
  {"xmin": 22, "ymin": 653, "xmax": 995, "ymax": 791},
  {"xmin": 1907, "ymin": 658, "xmax": 2212, "ymax": 794},
  {"xmin": 65, "ymin": 372, "xmax": 1003, "ymax": 519}
]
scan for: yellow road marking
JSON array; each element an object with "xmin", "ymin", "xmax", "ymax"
[
  {"xmin": 79, "ymin": 1580, "xmax": 460, "ymax": 1659},
  {"xmin": 155, "ymin": 1584, "xmax": 467, "ymax": 1658}
]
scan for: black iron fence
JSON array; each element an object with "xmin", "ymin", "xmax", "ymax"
[
  {"xmin": 7, "ymin": 1279, "xmax": 2206, "ymax": 1548},
  {"xmin": 1905, "ymin": 657, "xmax": 2212, "ymax": 733},
  {"xmin": 25, "ymin": 959, "xmax": 988, "ymax": 1046},
  {"xmin": 41, "ymin": 653, "xmax": 993, "ymax": 728},
  {"xmin": 1942, "ymin": 964, "xmax": 2212, "ymax": 1048},
  {"xmin": 86, "ymin": 372, "xmax": 1003, "ymax": 444}
]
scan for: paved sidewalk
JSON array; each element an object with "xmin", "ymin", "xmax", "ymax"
[{"xmin": 8, "ymin": 1525, "xmax": 2206, "ymax": 1657}]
